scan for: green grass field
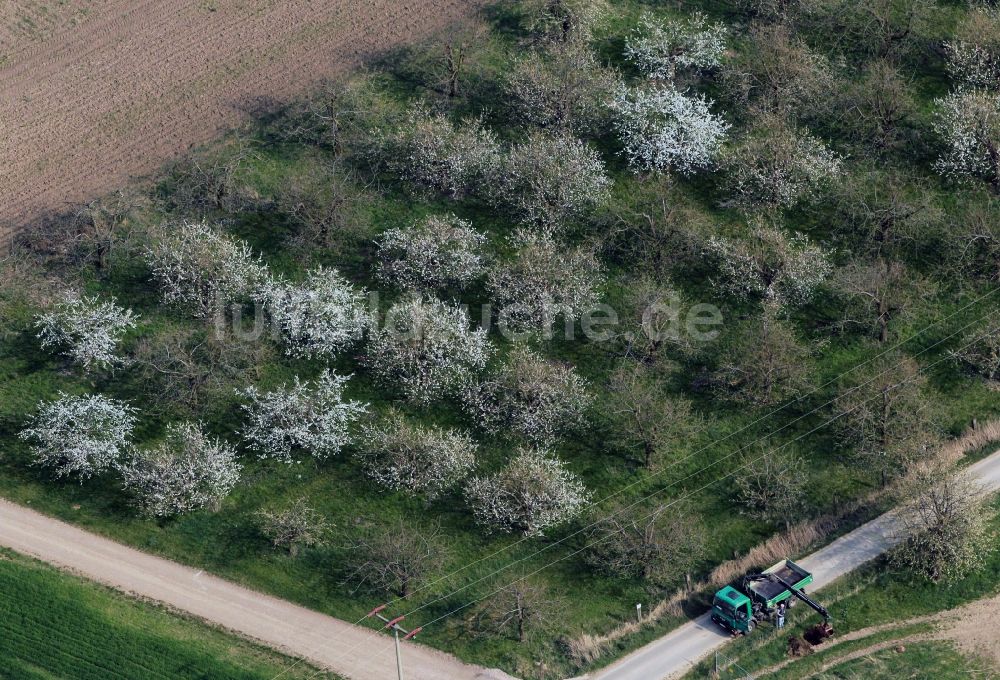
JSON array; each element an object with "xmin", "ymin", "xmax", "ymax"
[
  {"xmin": 1, "ymin": 1, "xmax": 999, "ymax": 678},
  {"xmin": 0, "ymin": 549, "xmax": 332, "ymax": 680}
]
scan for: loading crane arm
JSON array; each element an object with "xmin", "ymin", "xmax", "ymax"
[{"xmin": 767, "ymin": 573, "xmax": 831, "ymax": 622}]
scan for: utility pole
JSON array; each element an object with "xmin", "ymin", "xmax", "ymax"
[{"xmin": 366, "ymin": 604, "xmax": 422, "ymax": 680}]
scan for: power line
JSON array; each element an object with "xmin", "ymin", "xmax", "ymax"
[{"xmin": 296, "ymin": 303, "xmax": 998, "ymax": 679}]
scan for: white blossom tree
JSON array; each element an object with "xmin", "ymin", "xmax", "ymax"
[
  {"xmin": 487, "ymin": 230, "xmax": 602, "ymax": 334},
  {"xmin": 117, "ymin": 421, "xmax": 241, "ymax": 517},
  {"xmin": 356, "ymin": 409, "xmax": 477, "ymax": 500},
  {"xmin": 364, "ymin": 296, "xmax": 492, "ymax": 404},
  {"xmin": 372, "ymin": 104, "xmax": 501, "ymax": 198},
  {"xmin": 145, "ymin": 222, "xmax": 268, "ymax": 317},
  {"xmin": 722, "ymin": 117, "xmax": 842, "ymax": 211},
  {"xmin": 944, "ymin": 6, "xmax": 1000, "ymax": 91},
  {"xmin": 19, "ymin": 393, "xmax": 136, "ymax": 480},
  {"xmin": 240, "ymin": 370, "xmax": 367, "ymax": 463},
  {"xmin": 36, "ymin": 292, "xmax": 137, "ymax": 370},
  {"xmin": 704, "ymin": 223, "xmax": 831, "ymax": 308},
  {"xmin": 611, "ymin": 85, "xmax": 729, "ymax": 174},
  {"xmin": 933, "ymin": 89, "xmax": 1000, "ymax": 192},
  {"xmin": 465, "ymin": 447, "xmax": 589, "ymax": 536},
  {"xmin": 462, "ymin": 346, "xmax": 591, "ymax": 445},
  {"xmin": 491, "ymin": 130, "xmax": 611, "ymax": 229},
  {"xmin": 890, "ymin": 463, "xmax": 996, "ymax": 584},
  {"xmin": 624, "ymin": 12, "xmax": 727, "ymax": 82},
  {"xmin": 263, "ymin": 267, "xmax": 369, "ymax": 359},
  {"xmin": 376, "ymin": 214, "xmax": 487, "ymax": 292},
  {"xmin": 504, "ymin": 40, "xmax": 620, "ymax": 134}
]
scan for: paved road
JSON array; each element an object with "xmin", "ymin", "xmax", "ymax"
[
  {"xmin": 592, "ymin": 450, "xmax": 1000, "ymax": 680},
  {"xmin": 0, "ymin": 498, "xmax": 513, "ymax": 680}
]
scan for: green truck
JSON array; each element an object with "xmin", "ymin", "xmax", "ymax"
[{"xmin": 711, "ymin": 558, "xmax": 831, "ymax": 634}]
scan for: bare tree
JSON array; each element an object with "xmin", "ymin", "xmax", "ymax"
[
  {"xmin": 473, "ymin": 579, "xmax": 564, "ymax": 642},
  {"xmin": 832, "ymin": 170, "xmax": 944, "ymax": 258},
  {"xmin": 617, "ymin": 275, "xmax": 700, "ymax": 363},
  {"xmin": 890, "ymin": 462, "xmax": 995, "ymax": 583},
  {"xmin": 257, "ymin": 498, "xmax": 331, "ymax": 557},
  {"xmin": 73, "ymin": 190, "xmax": 145, "ymax": 271},
  {"xmin": 277, "ymin": 161, "xmax": 369, "ymax": 249},
  {"xmin": 522, "ymin": 0, "xmax": 608, "ymax": 45},
  {"xmin": 714, "ymin": 309, "xmax": 812, "ymax": 406},
  {"xmin": 164, "ymin": 141, "xmax": 259, "ymax": 215},
  {"xmin": 734, "ymin": 447, "xmax": 808, "ymax": 527},
  {"xmin": 834, "ymin": 258, "xmax": 923, "ymax": 343},
  {"xmin": 720, "ymin": 24, "xmax": 834, "ymax": 118},
  {"xmin": 134, "ymin": 326, "xmax": 276, "ymax": 411},
  {"xmin": 607, "ymin": 360, "xmax": 697, "ymax": 469},
  {"xmin": 839, "ymin": 60, "xmax": 917, "ymax": 154},
  {"xmin": 586, "ymin": 503, "xmax": 706, "ymax": 586},
  {"xmin": 343, "ymin": 521, "xmax": 446, "ymax": 599},
  {"xmin": 834, "ymin": 350, "xmax": 936, "ymax": 485},
  {"xmin": 951, "ymin": 323, "xmax": 1000, "ymax": 382}
]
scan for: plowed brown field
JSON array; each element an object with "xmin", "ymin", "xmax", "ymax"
[{"xmin": 0, "ymin": 0, "xmax": 484, "ymax": 245}]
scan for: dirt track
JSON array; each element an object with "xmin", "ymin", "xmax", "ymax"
[{"xmin": 0, "ymin": 0, "xmax": 484, "ymax": 245}]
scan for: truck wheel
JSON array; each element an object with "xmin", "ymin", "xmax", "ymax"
[
  {"xmin": 746, "ymin": 620, "xmax": 756, "ymax": 633},
  {"xmin": 787, "ymin": 597, "xmax": 796, "ymax": 608}
]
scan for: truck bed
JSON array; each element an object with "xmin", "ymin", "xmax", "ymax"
[{"xmin": 747, "ymin": 559, "xmax": 811, "ymax": 604}]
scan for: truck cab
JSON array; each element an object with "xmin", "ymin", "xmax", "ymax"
[{"xmin": 711, "ymin": 586, "xmax": 754, "ymax": 634}]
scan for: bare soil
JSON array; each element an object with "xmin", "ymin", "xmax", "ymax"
[{"xmin": 0, "ymin": 0, "xmax": 484, "ymax": 245}]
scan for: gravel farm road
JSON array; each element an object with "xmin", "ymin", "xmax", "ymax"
[
  {"xmin": 0, "ymin": 497, "xmax": 513, "ymax": 680},
  {"xmin": 1, "ymin": 452, "xmax": 997, "ymax": 680},
  {"xmin": 590, "ymin": 449, "xmax": 1000, "ymax": 680}
]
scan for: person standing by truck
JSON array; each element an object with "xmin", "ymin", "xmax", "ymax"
[{"xmin": 776, "ymin": 602, "xmax": 786, "ymax": 629}]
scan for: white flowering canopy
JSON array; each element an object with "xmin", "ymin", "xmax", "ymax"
[
  {"xmin": 611, "ymin": 85, "xmax": 729, "ymax": 174},
  {"xmin": 19, "ymin": 393, "xmax": 136, "ymax": 480},
  {"xmin": 357, "ymin": 411, "xmax": 477, "ymax": 500},
  {"xmin": 376, "ymin": 214, "xmax": 487, "ymax": 293},
  {"xmin": 117, "ymin": 421, "xmax": 241, "ymax": 517},
  {"xmin": 462, "ymin": 345, "xmax": 591, "ymax": 445},
  {"xmin": 36, "ymin": 292, "xmax": 137, "ymax": 370},
  {"xmin": 625, "ymin": 12, "xmax": 727, "ymax": 81},
  {"xmin": 491, "ymin": 130, "xmax": 612, "ymax": 229},
  {"xmin": 705, "ymin": 223, "xmax": 832, "ymax": 308},
  {"xmin": 723, "ymin": 121, "xmax": 843, "ymax": 210},
  {"xmin": 364, "ymin": 296, "xmax": 493, "ymax": 404},
  {"xmin": 240, "ymin": 370, "xmax": 367, "ymax": 463},
  {"xmin": 373, "ymin": 104, "xmax": 501, "ymax": 198},
  {"xmin": 264, "ymin": 267, "xmax": 369, "ymax": 360},
  {"xmin": 465, "ymin": 447, "xmax": 589, "ymax": 536},
  {"xmin": 487, "ymin": 230, "xmax": 603, "ymax": 334},
  {"xmin": 145, "ymin": 222, "xmax": 268, "ymax": 317},
  {"xmin": 944, "ymin": 7, "xmax": 1000, "ymax": 90},
  {"xmin": 933, "ymin": 89, "xmax": 1000, "ymax": 189}
]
